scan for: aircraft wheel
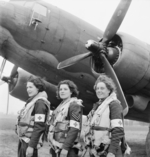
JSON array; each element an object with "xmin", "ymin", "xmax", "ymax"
[{"xmin": 146, "ymin": 127, "xmax": 150, "ymax": 156}]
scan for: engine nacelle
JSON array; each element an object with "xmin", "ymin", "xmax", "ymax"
[
  {"xmin": 126, "ymin": 95, "xmax": 150, "ymax": 111},
  {"xmin": 9, "ymin": 69, "xmax": 30, "ymax": 101},
  {"xmin": 9, "ymin": 68, "xmax": 59, "ymax": 107},
  {"xmin": 114, "ymin": 33, "xmax": 150, "ymax": 94},
  {"xmin": 91, "ymin": 32, "xmax": 150, "ymax": 95}
]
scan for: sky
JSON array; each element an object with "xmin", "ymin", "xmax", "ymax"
[{"xmin": 0, "ymin": 0, "xmax": 150, "ymax": 114}]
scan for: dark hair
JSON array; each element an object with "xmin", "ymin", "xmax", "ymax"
[
  {"xmin": 56, "ymin": 80, "xmax": 79, "ymax": 99},
  {"xmin": 27, "ymin": 75, "xmax": 46, "ymax": 92},
  {"xmin": 94, "ymin": 74, "xmax": 116, "ymax": 94}
]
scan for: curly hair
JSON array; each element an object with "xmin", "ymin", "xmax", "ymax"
[
  {"xmin": 56, "ymin": 80, "xmax": 79, "ymax": 99},
  {"xmin": 94, "ymin": 74, "xmax": 116, "ymax": 94},
  {"xmin": 27, "ymin": 75, "xmax": 46, "ymax": 92}
]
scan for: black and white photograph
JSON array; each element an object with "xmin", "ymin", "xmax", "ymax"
[{"xmin": 0, "ymin": 0, "xmax": 150, "ymax": 157}]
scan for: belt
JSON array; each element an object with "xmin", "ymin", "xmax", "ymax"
[{"xmin": 91, "ymin": 126, "xmax": 111, "ymax": 131}]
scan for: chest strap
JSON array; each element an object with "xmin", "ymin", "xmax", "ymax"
[
  {"xmin": 91, "ymin": 125, "xmax": 111, "ymax": 131},
  {"xmin": 18, "ymin": 122, "xmax": 34, "ymax": 128}
]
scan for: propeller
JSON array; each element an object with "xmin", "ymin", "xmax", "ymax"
[
  {"xmin": 101, "ymin": 54, "xmax": 128, "ymax": 115},
  {"xmin": 57, "ymin": 52, "xmax": 92, "ymax": 69},
  {"xmin": 102, "ymin": 0, "xmax": 132, "ymax": 44},
  {"xmin": 0, "ymin": 59, "xmax": 6, "ymax": 80},
  {"xmin": 0, "ymin": 59, "xmax": 8, "ymax": 86},
  {"xmin": 57, "ymin": 0, "xmax": 132, "ymax": 69},
  {"xmin": 57, "ymin": 0, "xmax": 132, "ymax": 115},
  {"xmin": 0, "ymin": 59, "xmax": 9, "ymax": 114},
  {"xmin": 0, "ymin": 59, "xmax": 18, "ymax": 114},
  {"xmin": 11, "ymin": 65, "xmax": 18, "ymax": 78}
]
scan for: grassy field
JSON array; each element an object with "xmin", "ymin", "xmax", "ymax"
[
  {"xmin": 0, "ymin": 115, "xmax": 148, "ymax": 157},
  {"xmin": 124, "ymin": 126, "xmax": 148, "ymax": 157}
]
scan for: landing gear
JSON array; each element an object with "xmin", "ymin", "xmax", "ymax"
[{"xmin": 146, "ymin": 126, "xmax": 150, "ymax": 156}]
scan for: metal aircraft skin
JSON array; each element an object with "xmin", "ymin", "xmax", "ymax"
[{"xmin": 0, "ymin": 0, "xmax": 150, "ymax": 125}]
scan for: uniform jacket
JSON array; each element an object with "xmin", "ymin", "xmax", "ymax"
[
  {"xmin": 48, "ymin": 97, "xmax": 83, "ymax": 151},
  {"xmin": 17, "ymin": 91, "xmax": 50, "ymax": 149},
  {"xmin": 80, "ymin": 93, "xmax": 124, "ymax": 156},
  {"xmin": 92, "ymin": 95, "xmax": 124, "ymax": 155}
]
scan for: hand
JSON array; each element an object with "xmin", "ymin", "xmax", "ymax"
[
  {"xmin": 94, "ymin": 145, "xmax": 100, "ymax": 151},
  {"xmin": 125, "ymin": 143, "xmax": 131, "ymax": 155},
  {"xmin": 60, "ymin": 149, "xmax": 68, "ymax": 157},
  {"xmin": 26, "ymin": 146, "xmax": 34, "ymax": 157},
  {"xmin": 107, "ymin": 152, "xmax": 115, "ymax": 157}
]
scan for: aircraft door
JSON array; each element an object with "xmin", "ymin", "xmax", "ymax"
[{"xmin": 27, "ymin": 3, "xmax": 50, "ymax": 49}]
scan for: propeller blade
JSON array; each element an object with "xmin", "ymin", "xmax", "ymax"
[
  {"xmin": 0, "ymin": 59, "xmax": 6, "ymax": 80},
  {"xmin": 102, "ymin": 0, "xmax": 132, "ymax": 43},
  {"xmin": 101, "ymin": 54, "xmax": 128, "ymax": 115},
  {"xmin": 57, "ymin": 52, "xmax": 92, "ymax": 69},
  {"xmin": 10, "ymin": 65, "xmax": 18, "ymax": 78}
]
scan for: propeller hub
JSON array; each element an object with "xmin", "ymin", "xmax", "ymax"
[
  {"xmin": 85, "ymin": 40, "xmax": 105, "ymax": 55},
  {"xmin": 2, "ymin": 76, "xmax": 11, "ymax": 83}
]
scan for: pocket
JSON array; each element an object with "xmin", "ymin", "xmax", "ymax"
[
  {"xmin": 17, "ymin": 125, "xmax": 28, "ymax": 137},
  {"xmin": 53, "ymin": 122, "xmax": 68, "ymax": 143},
  {"xmin": 54, "ymin": 132, "xmax": 67, "ymax": 143},
  {"xmin": 54, "ymin": 122, "xmax": 68, "ymax": 132}
]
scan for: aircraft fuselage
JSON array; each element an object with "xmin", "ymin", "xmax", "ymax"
[{"xmin": 1, "ymin": 0, "xmax": 150, "ymax": 122}]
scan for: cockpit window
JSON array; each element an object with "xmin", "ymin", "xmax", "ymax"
[{"xmin": 33, "ymin": 3, "xmax": 47, "ymax": 16}]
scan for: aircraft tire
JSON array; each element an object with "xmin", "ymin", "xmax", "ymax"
[{"xmin": 146, "ymin": 126, "xmax": 150, "ymax": 156}]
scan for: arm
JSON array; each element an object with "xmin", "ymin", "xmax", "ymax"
[
  {"xmin": 108, "ymin": 100, "xmax": 124, "ymax": 155},
  {"xmin": 62, "ymin": 102, "xmax": 83, "ymax": 151},
  {"xmin": 29, "ymin": 99, "xmax": 48, "ymax": 148}
]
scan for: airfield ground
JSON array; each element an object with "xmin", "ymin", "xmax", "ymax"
[{"xmin": 0, "ymin": 115, "xmax": 148, "ymax": 157}]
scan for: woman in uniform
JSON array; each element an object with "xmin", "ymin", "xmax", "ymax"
[
  {"xmin": 16, "ymin": 76, "xmax": 50, "ymax": 157},
  {"xmin": 48, "ymin": 80, "xmax": 83, "ymax": 157},
  {"xmin": 81, "ymin": 74, "xmax": 126, "ymax": 157}
]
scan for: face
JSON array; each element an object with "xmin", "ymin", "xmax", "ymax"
[
  {"xmin": 26, "ymin": 82, "xmax": 39, "ymax": 97},
  {"xmin": 59, "ymin": 84, "xmax": 72, "ymax": 100},
  {"xmin": 95, "ymin": 82, "xmax": 110, "ymax": 99}
]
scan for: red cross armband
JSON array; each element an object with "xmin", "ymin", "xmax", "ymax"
[
  {"xmin": 69, "ymin": 120, "xmax": 80, "ymax": 129},
  {"xmin": 35, "ymin": 114, "xmax": 46, "ymax": 122},
  {"xmin": 111, "ymin": 119, "xmax": 123, "ymax": 128}
]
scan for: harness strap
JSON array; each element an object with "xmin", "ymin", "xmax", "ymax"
[
  {"xmin": 18, "ymin": 122, "xmax": 34, "ymax": 128},
  {"xmin": 91, "ymin": 125, "xmax": 111, "ymax": 131}
]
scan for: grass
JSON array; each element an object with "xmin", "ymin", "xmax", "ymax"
[
  {"xmin": 0, "ymin": 130, "xmax": 50, "ymax": 157},
  {"xmin": 125, "ymin": 126, "xmax": 147, "ymax": 157},
  {"xmin": 0, "ymin": 115, "xmax": 148, "ymax": 157}
]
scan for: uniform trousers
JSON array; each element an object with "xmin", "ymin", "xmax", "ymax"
[
  {"xmin": 50, "ymin": 148, "xmax": 78, "ymax": 157},
  {"xmin": 18, "ymin": 140, "xmax": 38, "ymax": 157}
]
